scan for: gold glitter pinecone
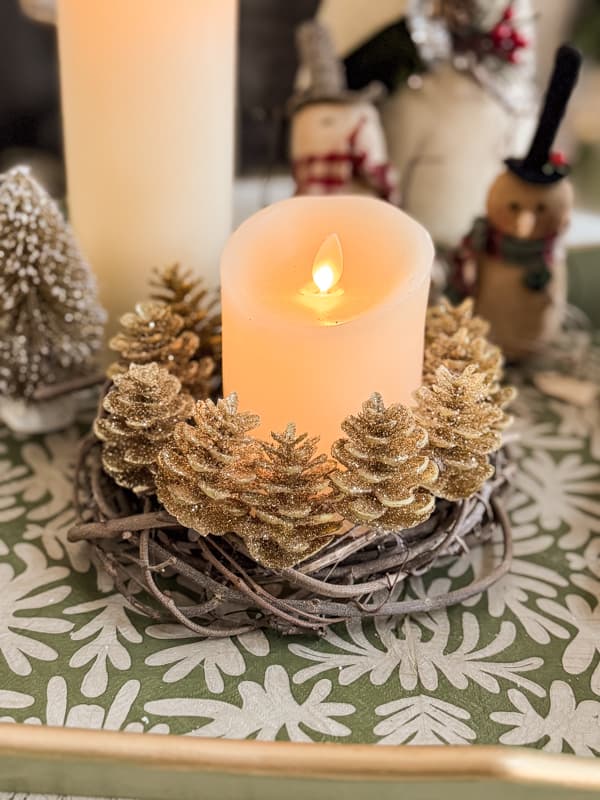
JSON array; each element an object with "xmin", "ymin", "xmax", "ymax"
[
  {"xmin": 155, "ymin": 393, "xmax": 259, "ymax": 536},
  {"xmin": 331, "ymin": 393, "xmax": 438, "ymax": 531},
  {"xmin": 425, "ymin": 297, "xmax": 490, "ymax": 344},
  {"xmin": 94, "ymin": 362, "xmax": 193, "ymax": 495},
  {"xmin": 150, "ymin": 263, "xmax": 222, "ymax": 364},
  {"xmin": 414, "ymin": 364, "xmax": 509, "ymax": 501},
  {"xmin": 239, "ymin": 424, "xmax": 341, "ymax": 569},
  {"xmin": 0, "ymin": 166, "xmax": 105, "ymax": 399},
  {"xmin": 108, "ymin": 301, "xmax": 214, "ymax": 398},
  {"xmin": 424, "ymin": 297, "xmax": 516, "ymax": 414}
]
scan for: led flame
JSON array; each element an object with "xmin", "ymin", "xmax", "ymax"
[{"xmin": 311, "ymin": 234, "xmax": 343, "ymax": 294}]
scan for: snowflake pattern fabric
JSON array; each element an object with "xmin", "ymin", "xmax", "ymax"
[{"xmin": 0, "ymin": 377, "xmax": 599, "ymax": 754}]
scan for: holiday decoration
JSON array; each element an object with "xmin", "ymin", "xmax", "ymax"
[
  {"xmin": 457, "ymin": 45, "xmax": 581, "ymax": 359},
  {"xmin": 331, "ymin": 393, "xmax": 438, "ymax": 530},
  {"xmin": 0, "ymin": 166, "xmax": 105, "ymax": 433},
  {"xmin": 415, "ymin": 364, "xmax": 508, "ymax": 501},
  {"xmin": 424, "ymin": 298, "xmax": 516, "ymax": 410},
  {"xmin": 425, "ymin": 297, "xmax": 490, "ymax": 343},
  {"xmin": 289, "ymin": 21, "xmax": 399, "ymax": 202},
  {"xmin": 149, "ymin": 263, "xmax": 221, "ymax": 365},
  {"xmin": 331, "ymin": 0, "xmax": 538, "ymax": 247},
  {"xmin": 240, "ymin": 425, "xmax": 340, "ymax": 569},
  {"xmin": 94, "ymin": 363, "xmax": 193, "ymax": 496},
  {"xmin": 108, "ymin": 301, "xmax": 214, "ymax": 398},
  {"xmin": 155, "ymin": 394, "xmax": 259, "ymax": 537},
  {"xmin": 70, "ymin": 290, "xmax": 515, "ymax": 637}
]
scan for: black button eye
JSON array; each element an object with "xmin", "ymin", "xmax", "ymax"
[
  {"xmin": 536, "ymin": 202, "xmax": 546, "ymax": 213},
  {"xmin": 509, "ymin": 202, "xmax": 521, "ymax": 212}
]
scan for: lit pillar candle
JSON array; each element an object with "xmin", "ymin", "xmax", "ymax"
[
  {"xmin": 221, "ymin": 196, "xmax": 433, "ymax": 453},
  {"xmin": 57, "ymin": 0, "xmax": 237, "ymax": 332}
]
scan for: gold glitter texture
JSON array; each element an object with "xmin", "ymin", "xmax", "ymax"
[
  {"xmin": 240, "ymin": 424, "xmax": 341, "ymax": 569},
  {"xmin": 414, "ymin": 364, "xmax": 508, "ymax": 501},
  {"xmin": 150, "ymin": 263, "xmax": 222, "ymax": 364},
  {"xmin": 331, "ymin": 393, "xmax": 438, "ymax": 530},
  {"xmin": 0, "ymin": 166, "xmax": 106, "ymax": 398},
  {"xmin": 94, "ymin": 362, "xmax": 193, "ymax": 495},
  {"xmin": 426, "ymin": 297, "xmax": 490, "ymax": 343},
  {"xmin": 155, "ymin": 393, "xmax": 259, "ymax": 536},
  {"xmin": 108, "ymin": 301, "xmax": 213, "ymax": 398},
  {"xmin": 424, "ymin": 297, "xmax": 516, "ymax": 415}
]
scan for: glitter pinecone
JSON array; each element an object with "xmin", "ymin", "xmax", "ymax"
[
  {"xmin": 0, "ymin": 166, "xmax": 106, "ymax": 399},
  {"xmin": 425, "ymin": 298, "xmax": 490, "ymax": 344},
  {"xmin": 424, "ymin": 298, "xmax": 516, "ymax": 413},
  {"xmin": 94, "ymin": 362, "xmax": 193, "ymax": 495},
  {"xmin": 331, "ymin": 393, "xmax": 438, "ymax": 530},
  {"xmin": 155, "ymin": 393, "xmax": 259, "ymax": 536},
  {"xmin": 108, "ymin": 301, "xmax": 214, "ymax": 398},
  {"xmin": 239, "ymin": 424, "xmax": 341, "ymax": 569},
  {"xmin": 414, "ymin": 364, "xmax": 509, "ymax": 501},
  {"xmin": 150, "ymin": 263, "xmax": 222, "ymax": 364}
]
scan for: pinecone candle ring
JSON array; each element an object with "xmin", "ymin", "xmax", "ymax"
[
  {"xmin": 108, "ymin": 301, "xmax": 214, "ymax": 399},
  {"xmin": 331, "ymin": 393, "xmax": 438, "ymax": 530},
  {"xmin": 240, "ymin": 424, "xmax": 341, "ymax": 569},
  {"xmin": 94, "ymin": 363, "xmax": 193, "ymax": 495}
]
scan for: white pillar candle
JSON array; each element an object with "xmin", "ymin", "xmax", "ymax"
[
  {"xmin": 221, "ymin": 196, "xmax": 433, "ymax": 453},
  {"xmin": 57, "ymin": 0, "xmax": 237, "ymax": 332}
]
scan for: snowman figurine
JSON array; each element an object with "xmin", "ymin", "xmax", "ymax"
[
  {"xmin": 289, "ymin": 21, "xmax": 399, "ymax": 204},
  {"xmin": 456, "ymin": 45, "xmax": 581, "ymax": 360}
]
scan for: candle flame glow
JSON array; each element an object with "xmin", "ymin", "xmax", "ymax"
[{"xmin": 312, "ymin": 234, "xmax": 343, "ymax": 294}]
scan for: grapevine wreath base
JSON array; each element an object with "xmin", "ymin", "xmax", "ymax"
[{"xmin": 69, "ymin": 435, "xmax": 513, "ymax": 638}]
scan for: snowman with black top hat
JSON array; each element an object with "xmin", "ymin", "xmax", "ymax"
[{"xmin": 455, "ymin": 45, "xmax": 582, "ymax": 360}]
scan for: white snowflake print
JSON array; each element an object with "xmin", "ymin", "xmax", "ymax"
[
  {"xmin": 23, "ymin": 509, "xmax": 88, "ymax": 572},
  {"xmin": 0, "ymin": 676, "xmax": 168, "ymax": 734},
  {"xmin": 450, "ymin": 523, "xmax": 570, "ymax": 644},
  {"xmin": 548, "ymin": 397, "xmax": 600, "ymax": 461},
  {"xmin": 566, "ymin": 537, "xmax": 600, "ymax": 579},
  {"xmin": 374, "ymin": 695, "xmax": 475, "ymax": 745},
  {"xmin": 145, "ymin": 623, "xmax": 270, "ymax": 693},
  {"xmin": 508, "ymin": 416, "xmax": 582, "ymax": 459},
  {"xmin": 0, "ymin": 456, "xmax": 30, "ymax": 522},
  {"xmin": 64, "ymin": 594, "xmax": 145, "ymax": 698},
  {"xmin": 0, "ymin": 690, "xmax": 34, "ymax": 722},
  {"xmin": 144, "ymin": 664, "xmax": 354, "ymax": 741},
  {"xmin": 0, "ymin": 543, "xmax": 73, "ymax": 676},
  {"xmin": 491, "ymin": 680, "xmax": 600, "ymax": 755},
  {"xmin": 538, "ymin": 579, "xmax": 600, "ymax": 695},
  {"xmin": 19, "ymin": 431, "xmax": 79, "ymax": 521},
  {"xmin": 508, "ymin": 451, "xmax": 600, "ymax": 549},
  {"xmin": 290, "ymin": 595, "xmax": 544, "ymax": 697}
]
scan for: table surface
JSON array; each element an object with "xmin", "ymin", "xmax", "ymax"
[{"xmin": 0, "ymin": 360, "xmax": 599, "ymax": 762}]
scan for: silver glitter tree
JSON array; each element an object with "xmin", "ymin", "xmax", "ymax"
[{"xmin": 0, "ymin": 166, "xmax": 106, "ymax": 399}]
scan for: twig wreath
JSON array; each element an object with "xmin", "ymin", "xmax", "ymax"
[{"xmin": 69, "ymin": 271, "xmax": 515, "ymax": 637}]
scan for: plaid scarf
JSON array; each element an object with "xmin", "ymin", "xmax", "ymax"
[
  {"xmin": 457, "ymin": 217, "xmax": 557, "ymax": 292},
  {"xmin": 292, "ymin": 118, "xmax": 398, "ymax": 203}
]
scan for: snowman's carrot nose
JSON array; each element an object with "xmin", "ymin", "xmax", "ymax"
[{"xmin": 515, "ymin": 209, "xmax": 536, "ymax": 237}]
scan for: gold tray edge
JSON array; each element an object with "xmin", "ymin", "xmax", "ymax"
[{"xmin": 1, "ymin": 723, "xmax": 600, "ymax": 791}]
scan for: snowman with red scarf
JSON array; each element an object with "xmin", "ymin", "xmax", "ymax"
[
  {"xmin": 456, "ymin": 45, "xmax": 581, "ymax": 360},
  {"xmin": 289, "ymin": 21, "xmax": 399, "ymax": 204}
]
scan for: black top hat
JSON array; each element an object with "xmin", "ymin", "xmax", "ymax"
[{"xmin": 505, "ymin": 44, "xmax": 582, "ymax": 185}]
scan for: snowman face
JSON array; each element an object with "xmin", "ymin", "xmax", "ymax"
[
  {"xmin": 487, "ymin": 170, "xmax": 573, "ymax": 240},
  {"xmin": 290, "ymin": 101, "xmax": 383, "ymax": 159}
]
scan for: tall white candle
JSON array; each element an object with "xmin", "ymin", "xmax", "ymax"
[{"xmin": 57, "ymin": 0, "xmax": 237, "ymax": 332}]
